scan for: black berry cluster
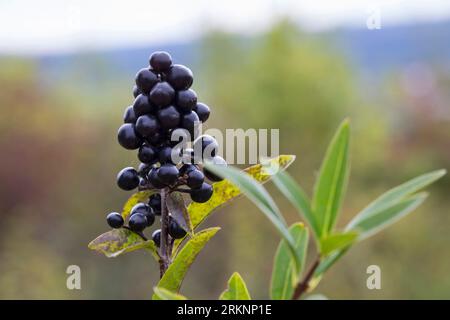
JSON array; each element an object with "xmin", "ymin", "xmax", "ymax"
[{"xmin": 106, "ymin": 51, "xmax": 227, "ymax": 240}]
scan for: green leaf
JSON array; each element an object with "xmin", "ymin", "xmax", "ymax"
[
  {"xmin": 88, "ymin": 228, "xmax": 158, "ymax": 260},
  {"xmin": 270, "ymin": 223, "xmax": 309, "ymax": 300},
  {"xmin": 173, "ymin": 155, "xmax": 295, "ymax": 253},
  {"xmin": 319, "ymin": 232, "xmax": 358, "ymax": 257},
  {"xmin": 167, "ymin": 192, "xmax": 193, "ymax": 234},
  {"xmin": 347, "ymin": 169, "xmax": 446, "ymax": 233},
  {"xmin": 188, "ymin": 155, "xmax": 295, "ymax": 229},
  {"xmin": 153, "ymin": 287, "xmax": 187, "ymax": 300},
  {"xmin": 272, "ymin": 171, "xmax": 319, "ymax": 238},
  {"xmin": 153, "ymin": 227, "xmax": 220, "ymax": 299},
  {"xmin": 312, "ymin": 119, "xmax": 350, "ymax": 239},
  {"xmin": 204, "ymin": 162, "xmax": 301, "ymax": 270},
  {"xmin": 347, "ymin": 193, "xmax": 428, "ymax": 240},
  {"xmin": 219, "ymin": 272, "xmax": 251, "ymax": 300},
  {"xmin": 121, "ymin": 190, "xmax": 156, "ymax": 219}
]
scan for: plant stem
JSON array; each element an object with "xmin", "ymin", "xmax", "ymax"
[
  {"xmin": 291, "ymin": 256, "xmax": 320, "ymax": 300},
  {"xmin": 159, "ymin": 188, "xmax": 170, "ymax": 278}
]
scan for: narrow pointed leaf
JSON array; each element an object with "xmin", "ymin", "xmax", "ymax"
[
  {"xmin": 270, "ymin": 223, "xmax": 309, "ymax": 300},
  {"xmin": 312, "ymin": 119, "xmax": 350, "ymax": 238},
  {"xmin": 219, "ymin": 272, "xmax": 251, "ymax": 300},
  {"xmin": 88, "ymin": 228, "xmax": 158, "ymax": 260},
  {"xmin": 153, "ymin": 227, "xmax": 219, "ymax": 299},
  {"xmin": 347, "ymin": 169, "xmax": 446, "ymax": 231},
  {"xmin": 167, "ymin": 192, "xmax": 193, "ymax": 234},
  {"xmin": 153, "ymin": 287, "xmax": 187, "ymax": 300},
  {"xmin": 272, "ymin": 171, "xmax": 319, "ymax": 238},
  {"xmin": 319, "ymin": 232, "xmax": 358, "ymax": 257},
  {"xmin": 204, "ymin": 162, "xmax": 301, "ymax": 269},
  {"xmin": 347, "ymin": 193, "xmax": 429, "ymax": 240}
]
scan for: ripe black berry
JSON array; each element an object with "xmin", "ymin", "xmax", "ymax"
[
  {"xmin": 149, "ymin": 51, "xmax": 172, "ymax": 73},
  {"xmin": 157, "ymin": 105, "xmax": 181, "ymax": 129},
  {"xmin": 152, "ymin": 229, "xmax": 161, "ymax": 247},
  {"xmin": 138, "ymin": 143, "xmax": 157, "ymax": 164},
  {"xmin": 118, "ymin": 123, "xmax": 142, "ymax": 150},
  {"xmin": 117, "ymin": 167, "xmax": 140, "ymax": 190},
  {"xmin": 149, "ymin": 193, "xmax": 161, "ymax": 215},
  {"xmin": 133, "ymin": 85, "xmax": 141, "ymax": 98},
  {"xmin": 129, "ymin": 213, "xmax": 147, "ymax": 232},
  {"xmin": 179, "ymin": 163, "xmax": 197, "ymax": 175},
  {"xmin": 133, "ymin": 94, "xmax": 155, "ymax": 117},
  {"xmin": 157, "ymin": 163, "xmax": 179, "ymax": 185},
  {"xmin": 158, "ymin": 146, "xmax": 182, "ymax": 164},
  {"xmin": 131, "ymin": 203, "xmax": 155, "ymax": 226},
  {"xmin": 149, "ymin": 82, "xmax": 175, "ymax": 107},
  {"xmin": 186, "ymin": 168, "xmax": 204, "ymax": 189},
  {"xmin": 169, "ymin": 218, "xmax": 187, "ymax": 239},
  {"xmin": 123, "ymin": 105, "xmax": 137, "ymax": 124},
  {"xmin": 176, "ymin": 89, "xmax": 197, "ymax": 113},
  {"xmin": 181, "ymin": 110, "xmax": 200, "ymax": 138},
  {"xmin": 106, "ymin": 212, "xmax": 124, "ymax": 229},
  {"xmin": 194, "ymin": 103, "xmax": 210, "ymax": 122},
  {"xmin": 136, "ymin": 114, "xmax": 159, "ymax": 137},
  {"xmin": 167, "ymin": 64, "xmax": 193, "ymax": 90},
  {"xmin": 135, "ymin": 68, "xmax": 159, "ymax": 94},
  {"xmin": 190, "ymin": 182, "xmax": 213, "ymax": 203},
  {"xmin": 193, "ymin": 135, "xmax": 218, "ymax": 160},
  {"xmin": 204, "ymin": 155, "xmax": 227, "ymax": 182},
  {"xmin": 148, "ymin": 167, "xmax": 166, "ymax": 189},
  {"xmin": 147, "ymin": 130, "xmax": 167, "ymax": 146}
]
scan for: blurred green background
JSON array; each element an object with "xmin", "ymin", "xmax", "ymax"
[{"xmin": 0, "ymin": 19, "xmax": 449, "ymax": 299}]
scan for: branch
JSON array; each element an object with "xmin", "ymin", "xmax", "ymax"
[
  {"xmin": 159, "ymin": 188, "xmax": 170, "ymax": 278},
  {"xmin": 291, "ymin": 256, "xmax": 320, "ymax": 300}
]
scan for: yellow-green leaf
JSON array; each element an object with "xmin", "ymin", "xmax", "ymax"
[
  {"xmin": 88, "ymin": 228, "xmax": 158, "ymax": 260},
  {"xmin": 219, "ymin": 272, "xmax": 251, "ymax": 300},
  {"xmin": 270, "ymin": 223, "xmax": 309, "ymax": 300},
  {"xmin": 153, "ymin": 227, "xmax": 220, "ymax": 299},
  {"xmin": 153, "ymin": 287, "xmax": 187, "ymax": 300},
  {"xmin": 121, "ymin": 190, "xmax": 156, "ymax": 219},
  {"xmin": 319, "ymin": 232, "xmax": 358, "ymax": 257}
]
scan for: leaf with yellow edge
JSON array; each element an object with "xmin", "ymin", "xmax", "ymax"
[
  {"xmin": 153, "ymin": 227, "xmax": 220, "ymax": 299},
  {"xmin": 88, "ymin": 228, "xmax": 158, "ymax": 260},
  {"xmin": 219, "ymin": 272, "xmax": 251, "ymax": 300},
  {"xmin": 173, "ymin": 155, "xmax": 295, "ymax": 252},
  {"xmin": 319, "ymin": 231, "xmax": 358, "ymax": 257}
]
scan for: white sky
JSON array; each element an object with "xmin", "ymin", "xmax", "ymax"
[{"xmin": 1, "ymin": 0, "xmax": 450, "ymax": 55}]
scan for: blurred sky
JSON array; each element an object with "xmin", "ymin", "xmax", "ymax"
[{"xmin": 1, "ymin": 0, "xmax": 450, "ymax": 55}]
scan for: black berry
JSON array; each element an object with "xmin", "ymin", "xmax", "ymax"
[
  {"xmin": 106, "ymin": 212, "xmax": 124, "ymax": 229},
  {"xmin": 129, "ymin": 213, "xmax": 147, "ymax": 232},
  {"xmin": 179, "ymin": 163, "xmax": 197, "ymax": 175},
  {"xmin": 194, "ymin": 103, "xmax": 210, "ymax": 122},
  {"xmin": 148, "ymin": 167, "xmax": 166, "ymax": 189},
  {"xmin": 181, "ymin": 110, "xmax": 200, "ymax": 138},
  {"xmin": 117, "ymin": 167, "xmax": 140, "ymax": 190},
  {"xmin": 167, "ymin": 64, "xmax": 193, "ymax": 90},
  {"xmin": 136, "ymin": 114, "xmax": 159, "ymax": 137},
  {"xmin": 176, "ymin": 89, "xmax": 197, "ymax": 113},
  {"xmin": 131, "ymin": 203, "xmax": 155, "ymax": 227},
  {"xmin": 149, "ymin": 82, "xmax": 175, "ymax": 107},
  {"xmin": 152, "ymin": 229, "xmax": 161, "ymax": 247},
  {"xmin": 186, "ymin": 168, "xmax": 204, "ymax": 189},
  {"xmin": 190, "ymin": 182, "xmax": 213, "ymax": 203},
  {"xmin": 133, "ymin": 85, "xmax": 141, "ymax": 98},
  {"xmin": 157, "ymin": 105, "xmax": 181, "ymax": 129},
  {"xmin": 147, "ymin": 130, "xmax": 166, "ymax": 146},
  {"xmin": 135, "ymin": 68, "xmax": 159, "ymax": 94},
  {"xmin": 169, "ymin": 218, "xmax": 187, "ymax": 239},
  {"xmin": 133, "ymin": 94, "xmax": 155, "ymax": 117},
  {"xmin": 149, "ymin": 194, "xmax": 161, "ymax": 215},
  {"xmin": 193, "ymin": 135, "xmax": 218, "ymax": 160},
  {"xmin": 138, "ymin": 143, "xmax": 157, "ymax": 164},
  {"xmin": 157, "ymin": 163, "xmax": 179, "ymax": 185},
  {"xmin": 149, "ymin": 51, "xmax": 172, "ymax": 72},
  {"xmin": 118, "ymin": 123, "xmax": 142, "ymax": 150},
  {"xmin": 123, "ymin": 105, "xmax": 137, "ymax": 124}
]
